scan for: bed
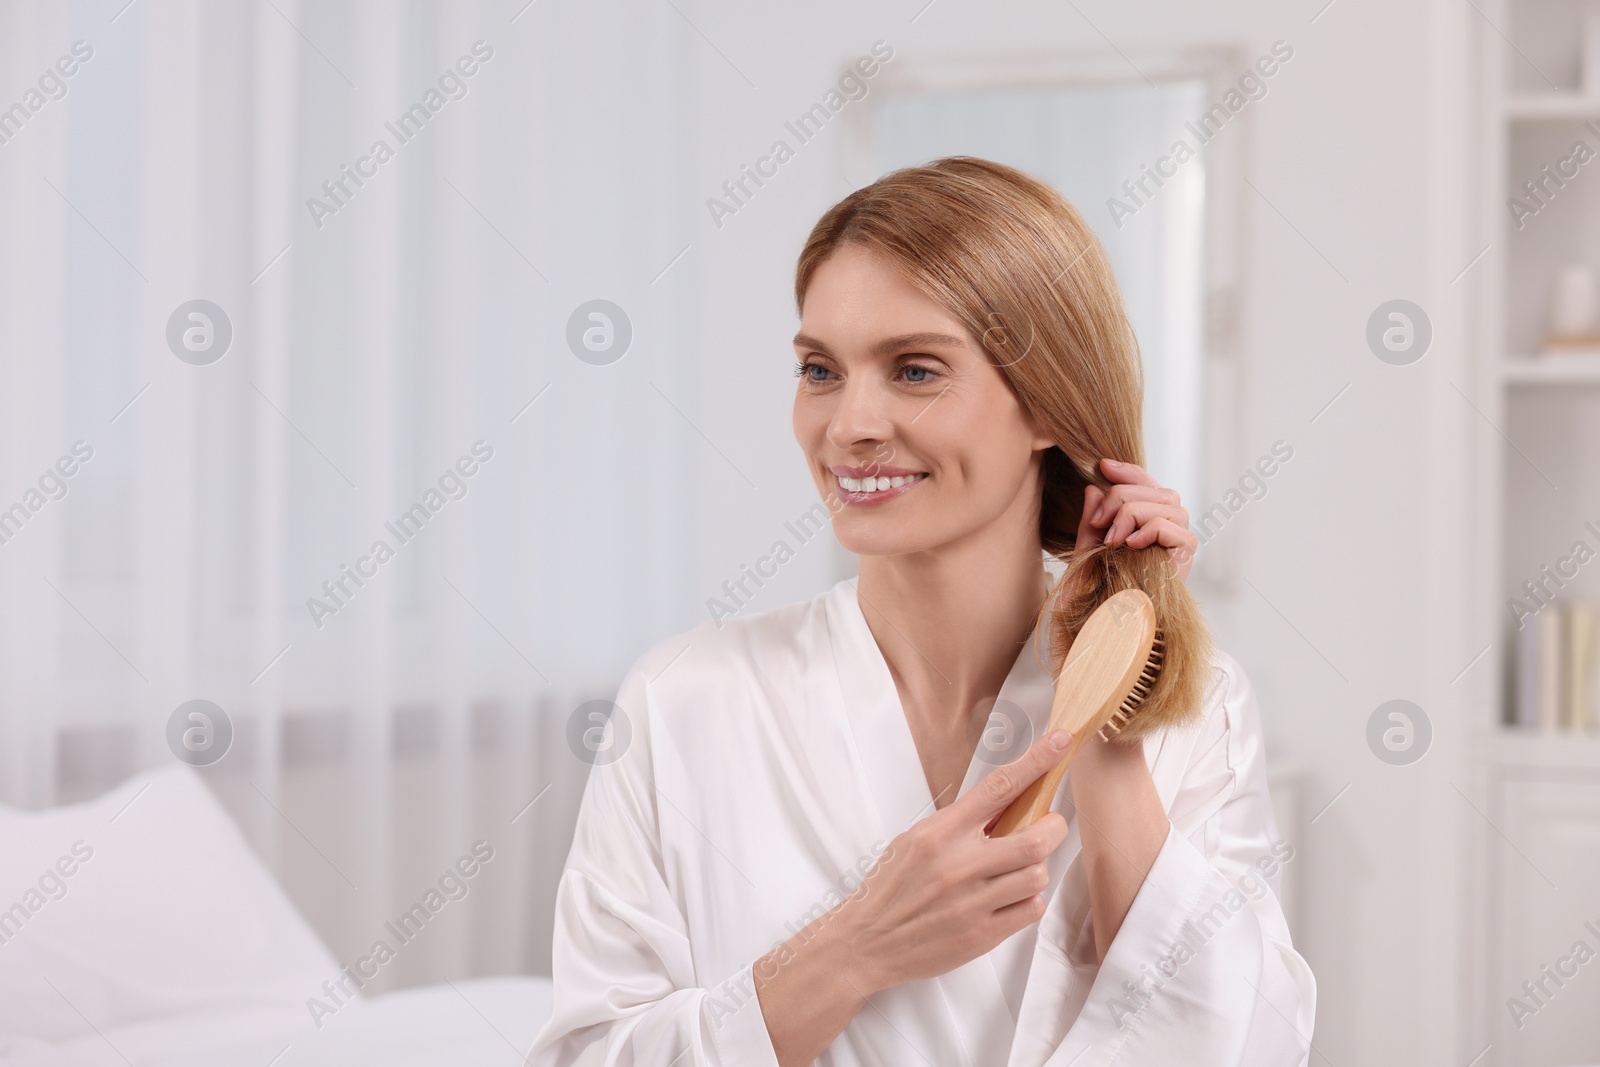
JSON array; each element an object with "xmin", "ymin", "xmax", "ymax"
[{"xmin": 0, "ymin": 765, "xmax": 554, "ymax": 1066}]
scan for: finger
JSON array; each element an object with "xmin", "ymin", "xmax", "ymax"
[
  {"xmin": 1125, "ymin": 515, "xmax": 1197, "ymax": 555},
  {"xmin": 1126, "ymin": 518, "xmax": 1203, "ymax": 575},
  {"xmin": 956, "ymin": 730, "xmax": 1074, "ymax": 824},
  {"xmin": 1168, "ymin": 533, "xmax": 1199, "ymax": 580},
  {"xmin": 1105, "ymin": 500, "xmax": 1186, "ymax": 546},
  {"xmin": 981, "ymin": 861, "xmax": 1052, "ymax": 910},
  {"xmin": 1090, "ymin": 484, "xmax": 1181, "ymax": 520},
  {"xmin": 1089, "ymin": 483, "xmax": 1181, "ymax": 526},
  {"xmin": 988, "ymin": 892, "xmax": 1049, "ymax": 935},
  {"xmin": 1099, "ymin": 458, "xmax": 1161, "ymax": 489},
  {"xmin": 1126, "ymin": 519, "xmax": 1198, "ymax": 581},
  {"xmin": 976, "ymin": 811, "xmax": 1069, "ymax": 877},
  {"xmin": 1106, "ymin": 501, "xmax": 1186, "ymax": 546}
]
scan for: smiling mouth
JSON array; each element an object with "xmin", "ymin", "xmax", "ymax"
[{"xmin": 835, "ymin": 472, "xmax": 929, "ymax": 495}]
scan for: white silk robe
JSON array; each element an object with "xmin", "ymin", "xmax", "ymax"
[{"xmin": 527, "ymin": 574, "xmax": 1317, "ymax": 1066}]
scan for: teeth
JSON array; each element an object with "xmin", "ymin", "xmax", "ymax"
[{"xmin": 837, "ymin": 473, "xmax": 926, "ymax": 493}]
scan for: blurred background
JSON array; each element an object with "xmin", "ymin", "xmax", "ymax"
[{"xmin": 1, "ymin": 0, "xmax": 1599, "ymax": 1065}]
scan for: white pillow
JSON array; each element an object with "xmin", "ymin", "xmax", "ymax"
[
  {"xmin": 0, "ymin": 765, "xmax": 342, "ymax": 1059},
  {"xmin": 148, "ymin": 976, "xmax": 557, "ymax": 1067}
]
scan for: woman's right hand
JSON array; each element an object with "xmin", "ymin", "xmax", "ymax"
[{"xmin": 834, "ymin": 729, "xmax": 1074, "ymax": 995}]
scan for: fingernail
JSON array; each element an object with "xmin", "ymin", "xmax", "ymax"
[
  {"xmin": 1104, "ymin": 458, "xmax": 1122, "ymax": 467},
  {"xmin": 1047, "ymin": 729, "xmax": 1070, "ymax": 749}
]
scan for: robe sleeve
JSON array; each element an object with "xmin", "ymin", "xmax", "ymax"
[
  {"xmin": 525, "ymin": 663, "xmax": 783, "ymax": 1067},
  {"xmin": 1014, "ymin": 654, "xmax": 1318, "ymax": 1067}
]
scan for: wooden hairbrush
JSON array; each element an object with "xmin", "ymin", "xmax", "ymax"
[{"xmin": 988, "ymin": 588, "xmax": 1163, "ymax": 838}]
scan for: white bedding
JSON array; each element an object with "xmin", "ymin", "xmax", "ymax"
[
  {"xmin": 5, "ymin": 976, "xmax": 553, "ymax": 1067},
  {"xmin": 0, "ymin": 767, "xmax": 554, "ymax": 1066}
]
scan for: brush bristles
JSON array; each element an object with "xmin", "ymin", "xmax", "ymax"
[
  {"xmin": 1097, "ymin": 632, "xmax": 1166, "ymax": 741},
  {"xmin": 1048, "ymin": 542, "xmax": 1213, "ymax": 742}
]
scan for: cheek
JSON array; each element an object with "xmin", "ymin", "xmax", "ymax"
[
  {"xmin": 792, "ymin": 398, "xmax": 817, "ymax": 450},
  {"xmin": 794, "ymin": 387, "xmax": 844, "ymax": 435},
  {"xmin": 935, "ymin": 421, "xmax": 1036, "ymax": 505},
  {"xmin": 935, "ymin": 410, "xmax": 1020, "ymax": 475},
  {"xmin": 792, "ymin": 400, "xmax": 831, "ymax": 476}
]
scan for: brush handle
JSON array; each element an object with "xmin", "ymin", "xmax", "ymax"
[
  {"xmin": 987, "ymin": 589, "xmax": 1156, "ymax": 838},
  {"xmin": 987, "ymin": 731, "xmax": 1087, "ymax": 837}
]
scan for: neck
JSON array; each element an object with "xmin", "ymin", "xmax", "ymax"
[{"xmin": 854, "ymin": 514, "xmax": 1052, "ymax": 732}]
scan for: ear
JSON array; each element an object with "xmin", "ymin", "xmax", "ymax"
[{"xmin": 1021, "ymin": 407, "xmax": 1057, "ymax": 454}]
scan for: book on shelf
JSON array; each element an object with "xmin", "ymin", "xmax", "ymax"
[
  {"xmin": 1511, "ymin": 601, "xmax": 1600, "ymax": 732},
  {"xmin": 1535, "ymin": 341, "xmax": 1600, "ymax": 359}
]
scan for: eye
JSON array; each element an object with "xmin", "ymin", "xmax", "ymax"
[
  {"xmin": 794, "ymin": 359, "xmax": 834, "ymax": 383},
  {"xmin": 793, "ymin": 358, "xmax": 941, "ymax": 385}
]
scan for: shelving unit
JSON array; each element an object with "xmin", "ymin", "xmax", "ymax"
[
  {"xmin": 1475, "ymin": 727, "xmax": 1600, "ymax": 769},
  {"xmin": 1471, "ymin": 4, "xmax": 1600, "ymax": 1064},
  {"xmin": 1484, "ymin": 0, "xmax": 1600, "ymax": 731},
  {"xmin": 1499, "ymin": 353, "xmax": 1600, "ymax": 384},
  {"xmin": 1502, "ymin": 94, "xmax": 1600, "ymax": 120}
]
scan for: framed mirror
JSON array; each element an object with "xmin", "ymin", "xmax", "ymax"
[{"xmin": 842, "ymin": 48, "xmax": 1249, "ymax": 588}]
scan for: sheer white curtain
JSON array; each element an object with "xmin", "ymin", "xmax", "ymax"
[{"xmin": 0, "ymin": 0, "xmax": 701, "ymax": 985}]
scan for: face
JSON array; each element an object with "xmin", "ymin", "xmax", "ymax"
[{"xmin": 792, "ymin": 244, "xmax": 1055, "ymax": 560}]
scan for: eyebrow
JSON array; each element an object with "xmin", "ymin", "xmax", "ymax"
[{"xmin": 791, "ymin": 331, "xmax": 968, "ymax": 358}]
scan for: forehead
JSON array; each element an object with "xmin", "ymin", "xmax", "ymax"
[{"xmin": 798, "ymin": 245, "xmax": 970, "ymax": 348}]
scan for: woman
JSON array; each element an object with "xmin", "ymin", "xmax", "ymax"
[{"xmin": 528, "ymin": 157, "xmax": 1315, "ymax": 1065}]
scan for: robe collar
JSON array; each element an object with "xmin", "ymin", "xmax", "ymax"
[
  {"xmin": 818, "ymin": 570, "xmax": 1182, "ymax": 1061},
  {"xmin": 821, "ymin": 572, "xmax": 1062, "ymax": 843},
  {"xmin": 821, "ymin": 572, "xmax": 1064, "ymax": 1058}
]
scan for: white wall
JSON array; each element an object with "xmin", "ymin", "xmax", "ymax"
[
  {"xmin": 0, "ymin": 0, "xmax": 1480, "ymax": 1059},
  {"xmin": 669, "ymin": 2, "xmax": 1476, "ymax": 1063}
]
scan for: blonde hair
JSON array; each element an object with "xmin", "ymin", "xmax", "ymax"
[{"xmin": 795, "ymin": 155, "xmax": 1213, "ymax": 739}]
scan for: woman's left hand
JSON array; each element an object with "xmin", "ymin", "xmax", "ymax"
[{"xmin": 1075, "ymin": 458, "xmax": 1197, "ymax": 582}]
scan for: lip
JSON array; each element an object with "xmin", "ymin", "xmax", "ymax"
[
  {"xmin": 829, "ymin": 463, "xmax": 927, "ymax": 479},
  {"xmin": 830, "ymin": 469, "xmax": 929, "ymax": 507}
]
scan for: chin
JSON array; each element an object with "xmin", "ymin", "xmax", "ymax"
[{"xmin": 831, "ymin": 519, "xmax": 940, "ymax": 560}]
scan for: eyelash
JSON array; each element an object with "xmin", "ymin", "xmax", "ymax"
[{"xmin": 793, "ymin": 359, "xmax": 940, "ymax": 385}]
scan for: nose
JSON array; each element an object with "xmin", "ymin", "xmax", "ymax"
[{"xmin": 824, "ymin": 375, "xmax": 895, "ymax": 453}]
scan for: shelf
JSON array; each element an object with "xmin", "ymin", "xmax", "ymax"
[
  {"xmin": 1503, "ymin": 94, "xmax": 1600, "ymax": 120},
  {"xmin": 1500, "ymin": 353, "xmax": 1600, "ymax": 385},
  {"xmin": 1477, "ymin": 728, "xmax": 1600, "ymax": 770}
]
